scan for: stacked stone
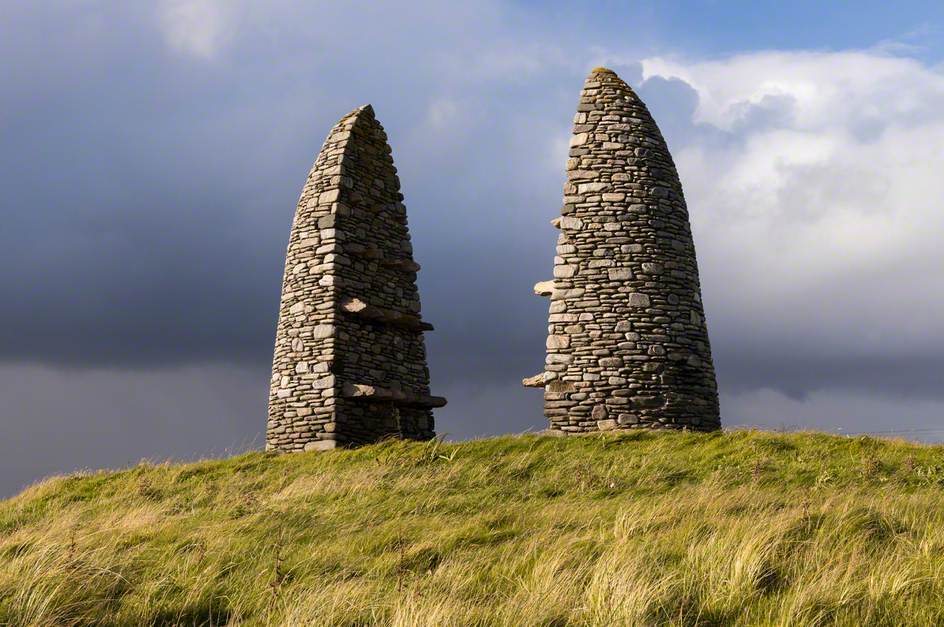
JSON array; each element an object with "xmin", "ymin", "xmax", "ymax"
[
  {"xmin": 525, "ymin": 68, "xmax": 720, "ymax": 433},
  {"xmin": 267, "ymin": 105, "xmax": 445, "ymax": 452}
]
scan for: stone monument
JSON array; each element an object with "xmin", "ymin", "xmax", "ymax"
[
  {"xmin": 267, "ymin": 105, "xmax": 445, "ymax": 452},
  {"xmin": 525, "ymin": 68, "xmax": 720, "ymax": 433}
]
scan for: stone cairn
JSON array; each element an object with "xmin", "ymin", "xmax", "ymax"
[
  {"xmin": 267, "ymin": 105, "xmax": 445, "ymax": 452},
  {"xmin": 524, "ymin": 68, "xmax": 720, "ymax": 433}
]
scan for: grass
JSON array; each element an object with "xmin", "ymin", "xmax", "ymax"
[{"xmin": 2, "ymin": 429, "xmax": 944, "ymax": 625}]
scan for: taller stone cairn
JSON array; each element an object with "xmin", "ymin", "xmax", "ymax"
[
  {"xmin": 526, "ymin": 68, "xmax": 720, "ymax": 432},
  {"xmin": 267, "ymin": 105, "xmax": 445, "ymax": 452}
]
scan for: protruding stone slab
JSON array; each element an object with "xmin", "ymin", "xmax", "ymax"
[
  {"xmin": 533, "ymin": 280, "xmax": 555, "ymax": 297},
  {"xmin": 267, "ymin": 105, "xmax": 444, "ymax": 452},
  {"xmin": 527, "ymin": 68, "xmax": 720, "ymax": 433},
  {"xmin": 339, "ymin": 296, "xmax": 433, "ymax": 331},
  {"xmin": 522, "ymin": 373, "xmax": 545, "ymax": 388},
  {"xmin": 342, "ymin": 383, "xmax": 447, "ymax": 408}
]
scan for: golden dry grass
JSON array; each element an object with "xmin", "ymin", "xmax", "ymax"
[{"xmin": 2, "ymin": 430, "xmax": 944, "ymax": 625}]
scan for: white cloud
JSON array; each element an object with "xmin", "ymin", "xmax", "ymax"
[
  {"xmin": 642, "ymin": 51, "xmax": 944, "ymax": 131},
  {"xmin": 640, "ymin": 50, "xmax": 944, "ymax": 360},
  {"xmin": 158, "ymin": 0, "xmax": 231, "ymax": 59}
]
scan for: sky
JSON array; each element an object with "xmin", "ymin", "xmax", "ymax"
[{"xmin": 2, "ymin": 1, "xmax": 944, "ymax": 497}]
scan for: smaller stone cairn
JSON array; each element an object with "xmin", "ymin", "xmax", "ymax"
[
  {"xmin": 525, "ymin": 68, "xmax": 721, "ymax": 433},
  {"xmin": 267, "ymin": 105, "xmax": 445, "ymax": 452}
]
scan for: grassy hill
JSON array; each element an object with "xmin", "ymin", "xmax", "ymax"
[{"xmin": 3, "ymin": 430, "xmax": 944, "ymax": 626}]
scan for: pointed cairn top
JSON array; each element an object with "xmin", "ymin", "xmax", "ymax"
[{"xmin": 584, "ymin": 67, "xmax": 636, "ymax": 91}]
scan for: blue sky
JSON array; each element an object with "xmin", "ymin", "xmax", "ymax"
[
  {"xmin": 519, "ymin": 1, "xmax": 944, "ymax": 60},
  {"xmin": 1, "ymin": 1, "xmax": 943, "ymax": 497}
]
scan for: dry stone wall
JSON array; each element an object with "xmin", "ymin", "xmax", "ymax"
[
  {"xmin": 267, "ymin": 105, "xmax": 444, "ymax": 452},
  {"xmin": 526, "ymin": 68, "xmax": 720, "ymax": 433}
]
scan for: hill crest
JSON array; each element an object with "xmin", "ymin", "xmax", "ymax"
[{"xmin": 3, "ymin": 430, "xmax": 944, "ymax": 625}]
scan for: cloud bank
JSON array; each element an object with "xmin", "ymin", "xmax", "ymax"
[{"xmin": 636, "ymin": 52, "xmax": 944, "ymax": 403}]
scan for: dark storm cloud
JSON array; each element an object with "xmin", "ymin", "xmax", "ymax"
[
  {"xmin": 0, "ymin": 1, "xmax": 570, "ymax": 372},
  {"xmin": 1, "ymin": 4, "xmax": 294, "ymax": 366},
  {"xmin": 0, "ymin": 363, "xmax": 269, "ymax": 496},
  {"xmin": 715, "ymin": 351, "xmax": 944, "ymax": 401}
]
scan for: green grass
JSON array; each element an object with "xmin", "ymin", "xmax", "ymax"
[{"xmin": 3, "ymin": 430, "xmax": 944, "ymax": 625}]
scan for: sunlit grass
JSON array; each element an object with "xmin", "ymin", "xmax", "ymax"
[{"xmin": 2, "ymin": 430, "xmax": 944, "ymax": 625}]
